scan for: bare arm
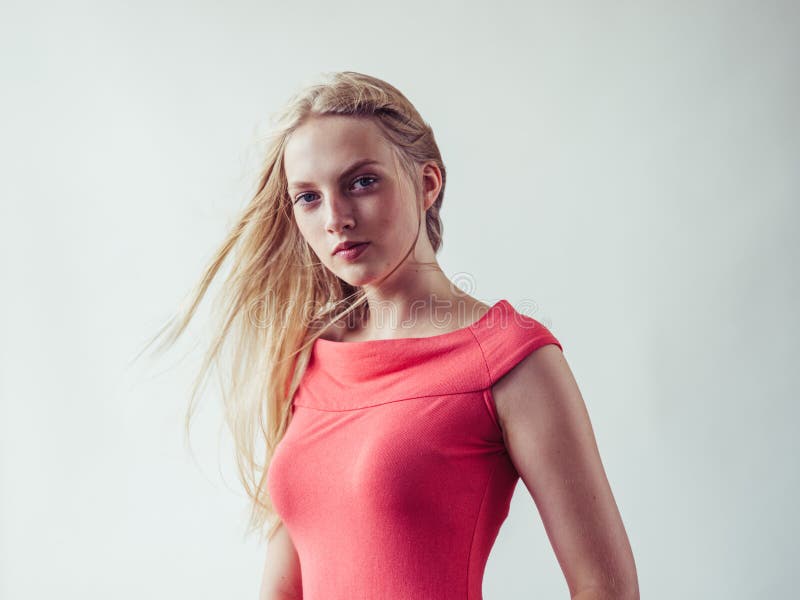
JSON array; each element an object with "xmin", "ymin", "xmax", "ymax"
[
  {"xmin": 259, "ymin": 522, "xmax": 303, "ymax": 600},
  {"xmin": 493, "ymin": 345, "xmax": 639, "ymax": 599}
]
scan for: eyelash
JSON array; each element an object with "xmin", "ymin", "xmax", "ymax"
[{"xmin": 294, "ymin": 175, "xmax": 378, "ymax": 205}]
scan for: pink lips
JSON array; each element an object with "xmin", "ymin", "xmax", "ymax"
[{"xmin": 334, "ymin": 242, "xmax": 370, "ymax": 260}]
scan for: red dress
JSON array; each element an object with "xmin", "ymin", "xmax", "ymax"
[{"xmin": 266, "ymin": 299, "xmax": 563, "ymax": 599}]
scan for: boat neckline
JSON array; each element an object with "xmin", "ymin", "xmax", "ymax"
[{"xmin": 313, "ymin": 299, "xmax": 507, "ymax": 347}]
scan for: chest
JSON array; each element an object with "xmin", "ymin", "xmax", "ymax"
[{"xmin": 266, "ymin": 391, "xmax": 508, "ymax": 524}]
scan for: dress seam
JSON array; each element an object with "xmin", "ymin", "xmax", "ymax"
[
  {"xmin": 467, "ymin": 327, "xmax": 494, "ymax": 389},
  {"xmin": 466, "ymin": 456, "xmax": 502, "ymax": 600},
  {"xmin": 295, "ymin": 335, "xmax": 495, "ymax": 413},
  {"xmin": 468, "ymin": 328, "xmax": 504, "ymax": 435},
  {"xmin": 292, "ymin": 387, "xmax": 492, "ymax": 412}
]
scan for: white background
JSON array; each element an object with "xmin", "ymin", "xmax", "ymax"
[{"xmin": 1, "ymin": 1, "xmax": 798, "ymax": 598}]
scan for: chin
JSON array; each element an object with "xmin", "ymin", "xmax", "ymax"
[
  {"xmin": 335, "ymin": 272, "xmax": 376, "ymax": 288},
  {"xmin": 331, "ymin": 262, "xmax": 391, "ymax": 287}
]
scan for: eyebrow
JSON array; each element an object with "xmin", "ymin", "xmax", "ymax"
[{"xmin": 287, "ymin": 158, "xmax": 382, "ymax": 191}]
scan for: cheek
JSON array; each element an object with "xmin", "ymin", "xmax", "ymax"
[
  {"xmin": 293, "ymin": 208, "xmax": 323, "ymax": 237},
  {"xmin": 293, "ymin": 214, "xmax": 325, "ymax": 254},
  {"xmin": 380, "ymin": 195, "xmax": 419, "ymax": 240}
]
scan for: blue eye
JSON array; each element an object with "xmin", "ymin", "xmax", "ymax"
[
  {"xmin": 293, "ymin": 175, "xmax": 378, "ymax": 206},
  {"xmin": 296, "ymin": 192, "xmax": 316, "ymax": 204},
  {"xmin": 353, "ymin": 175, "xmax": 378, "ymax": 189}
]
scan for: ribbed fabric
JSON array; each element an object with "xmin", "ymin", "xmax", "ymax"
[{"xmin": 266, "ymin": 299, "xmax": 562, "ymax": 599}]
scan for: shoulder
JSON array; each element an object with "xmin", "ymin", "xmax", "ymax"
[
  {"xmin": 490, "ymin": 342, "xmax": 569, "ymax": 434},
  {"xmin": 464, "ymin": 299, "xmax": 492, "ymax": 326},
  {"xmin": 470, "ymin": 299, "xmax": 563, "ymax": 390}
]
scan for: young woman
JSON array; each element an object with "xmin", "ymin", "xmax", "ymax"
[{"xmin": 150, "ymin": 71, "xmax": 638, "ymax": 599}]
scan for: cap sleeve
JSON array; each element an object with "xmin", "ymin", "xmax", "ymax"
[{"xmin": 473, "ymin": 301, "xmax": 563, "ymax": 386}]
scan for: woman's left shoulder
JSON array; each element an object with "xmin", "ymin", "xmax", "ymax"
[{"xmin": 490, "ymin": 343, "xmax": 575, "ymax": 434}]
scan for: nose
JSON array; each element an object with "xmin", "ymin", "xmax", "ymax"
[{"xmin": 325, "ymin": 190, "xmax": 357, "ymax": 234}]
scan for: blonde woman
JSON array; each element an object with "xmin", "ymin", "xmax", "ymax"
[{"xmin": 149, "ymin": 71, "xmax": 638, "ymax": 599}]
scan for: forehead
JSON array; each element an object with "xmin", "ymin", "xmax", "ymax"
[{"xmin": 283, "ymin": 115, "xmax": 394, "ymax": 185}]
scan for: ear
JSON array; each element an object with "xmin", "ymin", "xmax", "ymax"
[{"xmin": 420, "ymin": 161, "xmax": 442, "ymax": 211}]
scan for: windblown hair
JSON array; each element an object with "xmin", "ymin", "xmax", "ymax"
[{"xmin": 139, "ymin": 71, "xmax": 448, "ymax": 543}]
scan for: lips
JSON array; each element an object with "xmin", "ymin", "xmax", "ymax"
[
  {"xmin": 333, "ymin": 242, "xmax": 370, "ymax": 260},
  {"xmin": 332, "ymin": 241, "xmax": 369, "ymax": 255}
]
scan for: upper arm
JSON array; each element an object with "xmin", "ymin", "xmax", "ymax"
[
  {"xmin": 491, "ymin": 344, "xmax": 639, "ymax": 599},
  {"xmin": 259, "ymin": 521, "xmax": 303, "ymax": 600}
]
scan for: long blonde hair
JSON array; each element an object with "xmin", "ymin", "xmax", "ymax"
[{"xmin": 139, "ymin": 71, "xmax": 447, "ymax": 543}]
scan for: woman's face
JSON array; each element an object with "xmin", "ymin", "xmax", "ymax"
[{"xmin": 283, "ymin": 115, "xmax": 427, "ymax": 288}]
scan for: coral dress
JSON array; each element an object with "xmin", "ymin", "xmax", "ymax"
[{"xmin": 266, "ymin": 299, "xmax": 562, "ymax": 599}]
